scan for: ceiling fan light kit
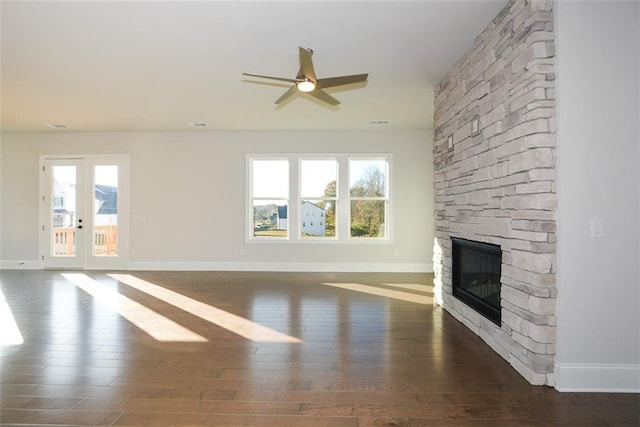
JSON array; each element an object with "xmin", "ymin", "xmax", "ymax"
[
  {"xmin": 296, "ymin": 79, "xmax": 316, "ymax": 93},
  {"xmin": 243, "ymin": 47, "xmax": 368, "ymax": 106}
]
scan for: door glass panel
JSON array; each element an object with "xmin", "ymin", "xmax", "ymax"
[
  {"xmin": 93, "ymin": 165, "xmax": 118, "ymax": 256},
  {"xmin": 51, "ymin": 166, "xmax": 77, "ymax": 257}
]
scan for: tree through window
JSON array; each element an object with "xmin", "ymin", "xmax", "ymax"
[{"xmin": 349, "ymin": 159, "xmax": 388, "ymax": 238}]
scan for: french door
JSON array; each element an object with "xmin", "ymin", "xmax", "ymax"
[{"xmin": 41, "ymin": 155, "xmax": 129, "ymax": 270}]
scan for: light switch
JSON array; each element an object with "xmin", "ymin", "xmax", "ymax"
[{"xmin": 590, "ymin": 219, "xmax": 604, "ymax": 238}]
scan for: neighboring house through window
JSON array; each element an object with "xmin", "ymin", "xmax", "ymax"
[{"xmin": 300, "ymin": 158, "xmax": 337, "ymax": 239}]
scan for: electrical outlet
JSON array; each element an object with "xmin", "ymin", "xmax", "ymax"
[{"xmin": 590, "ymin": 219, "xmax": 604, "ymax": 238}]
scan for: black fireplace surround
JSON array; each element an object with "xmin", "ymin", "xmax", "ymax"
[{"xmin": 452, "ymin": 238, "xmax": 502, "ymax": 325}]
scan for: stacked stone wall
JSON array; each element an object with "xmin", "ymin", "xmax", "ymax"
[{"xmin": 433, "ymin": 0, "xmax": 557, "ymax": 385}]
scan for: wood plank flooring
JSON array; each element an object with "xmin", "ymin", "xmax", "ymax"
[{"xmin": 0, "ymin": 270, "xmax": 637, "ymax": 426}]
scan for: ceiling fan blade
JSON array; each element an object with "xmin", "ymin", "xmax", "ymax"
[
  {"xmin": 317, "ymin": 73, "xmax": 368, "ymax": 89},
  {"xmin": 298, "ymin": 47, "xmax": 317, "ymax": 81},
  {"xmin": 275, "ymin": 85, "xmax": 298, "ymax": 104},
  {"xmin": 308, "ymin": 89, "xmax": 340, "ymax": 106},
  {"xmin": 243, "ymin": 72, "xmax": 298, "ymax": 84}
]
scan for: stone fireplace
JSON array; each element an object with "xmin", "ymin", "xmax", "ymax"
[{"xmin": 432, "ymin": 0, "xmax": 557, "ymax": 386}]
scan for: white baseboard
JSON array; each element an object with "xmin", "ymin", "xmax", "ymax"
[
  {"xmin": 0, "ymin": 260, "xmax": 43, "ymax": 270},
  {"xmin": 554, "ymin": 361, "xmax": 640, "ymax": 392},
  {"xmin": 126, "ymin": 261, "xmax": 433, "ymax": 273},
  {"xmin": 0, "ymin": 259, "xmax": 433, "ymax": 273}
]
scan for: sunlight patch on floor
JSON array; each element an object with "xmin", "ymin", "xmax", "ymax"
[
  {"xmin": 380, "ymin": 283, "xmax": 433, "ymax": 293},
  {"xmin": 109, "ymin": 274, "xmax": 302, "ymax": 344},
  {"xmin": 321, "ymin": 282, "xmax": 432, "ymax": 305},
  {"xmin": 62, "ymin": 273, "xmax": 207, "ymax": 343},
  {"xmin": 0, "ymin": 289, "xmax": 24, "ymax": 346}
]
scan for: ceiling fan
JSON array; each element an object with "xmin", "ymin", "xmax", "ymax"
[{"xmin": 242, "ymin": 47, "xmax": 368, "ymax": 106}]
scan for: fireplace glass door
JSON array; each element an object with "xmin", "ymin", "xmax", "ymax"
[{"xmin": 452, "ymin": 238, "xmax": 502, "ymax": 325}]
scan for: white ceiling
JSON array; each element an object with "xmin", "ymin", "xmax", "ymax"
[{"xmin": 0, "ymin": 0, "xmax": 507, "ymax": 132}]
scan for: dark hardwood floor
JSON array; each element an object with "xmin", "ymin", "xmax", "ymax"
[{"xmin": 1, "ymin": 270, "xmax": 638, "ymax": 426}]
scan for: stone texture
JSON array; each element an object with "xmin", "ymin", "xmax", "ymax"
[{"xmin": 432, "ymin": 0, "xmax": 557, "ymax": 386}]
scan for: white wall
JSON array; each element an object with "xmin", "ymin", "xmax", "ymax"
[
  {"xmin": 555, "ymin": 1, "xmax": 640, "ymax": 392},
  {"xmin": 0, "ymin": 130, "xmax": 434, "ymax": 272}
]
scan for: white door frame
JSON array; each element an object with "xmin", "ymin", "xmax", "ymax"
[{"xmin": 40, "ymin": 154, "xmax": 129, "ymax": 270}]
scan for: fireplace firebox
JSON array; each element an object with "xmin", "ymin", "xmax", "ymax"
[{"xmin": 452, "ymin": 238, "xmax": 502, "ymax": 325}]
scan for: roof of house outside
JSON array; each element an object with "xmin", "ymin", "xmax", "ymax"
[{"xmin": 95, "ymin": 185, "xmax": 117, "ymax": 214}]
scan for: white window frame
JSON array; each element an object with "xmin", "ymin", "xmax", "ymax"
[{"xmin": 246, "ymin": 154, "xmax": 392, "ymax": 243}]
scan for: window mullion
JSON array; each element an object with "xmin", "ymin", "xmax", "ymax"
[
  {"xmin": 337, "ymin": 156, "xmax": 349, "ymax": 239},
  {"xmin": 289, "ymin": 156, "xmax": 298, "ymax": 240}
]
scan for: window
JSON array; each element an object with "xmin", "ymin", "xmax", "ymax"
[
  {"xmin": 53, "ymin": 215, "xmax": 64, "ymax": 228},
  {"xmin": 349, "ymin": 159, "xmax": 388, "ymax": 238},
  {"xmin": 300, "ymin": 159, "xmax": 337, "ymax": 238},
  {"xmin": 250, "ymin": 159, "xmax": 289, "ymax": 239},
  {"xmin": 248, "ymin": 155, "xmax": 390, "ymax": 242}
]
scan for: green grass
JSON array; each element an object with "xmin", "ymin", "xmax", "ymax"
[{"xmin": 254, "ymin": 229, "xmax": 287, "ymax": 237}]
